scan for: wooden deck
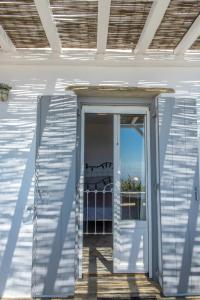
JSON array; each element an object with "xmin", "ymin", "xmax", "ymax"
[
  {"xmin": 75, "ymin": 273, "xmax": 161, "ymax": 299},
  {"xmin": 75, "ymin": 234, "xmax": 160, "ymax": 299},
  {"xmin": 74, "ymin": 235, "xmax": 200, "ymax": 300}
]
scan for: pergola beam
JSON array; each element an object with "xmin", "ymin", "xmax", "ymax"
[
  {"xmin": 0, "ymin": 25, "xmax": 16, "ymax": 52},
  {"xmin": 134, "ymin": 0, "xmax": 170, "ymax": 54},
  {"xmin": 131, "ymin": 116, "xmax": 139, "ymax": 125},
  {"xmin": 174, "ymin": 15, "xmax": 200, "ymax": 54},
  {"xmin": 34, "ymin": 0, "xmax": 61, "ymax": 52},
  {"xmin": 97, "ymin": 0, "xmax": 111, "ymax": 54}
]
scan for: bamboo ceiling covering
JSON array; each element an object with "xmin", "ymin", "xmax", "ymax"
[
  {"xmin": 150, "ymin": 0, "xmax": 200, "ymax": 50},
  {"xmin": 0, "ymin": 0, "xmax": 200, "ymax": 51},
  {"xmin": 191, "ymin": 36, "xmax": 200, "ymax": 50},
  {"xmin": 107, "ymin": 0, "xmax": 153, "ymax": 50},
  {"xmin": 0, "ymin": 0, "xmax": 49, "ymax": 48},
  {"xmin": 50, "ymin": 0, "xmax": 98, "ymax": 48}
]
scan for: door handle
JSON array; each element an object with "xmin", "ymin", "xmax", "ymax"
[{"xmin": 195, "ymin": 186, "xmax": 198, "ymax": 201}]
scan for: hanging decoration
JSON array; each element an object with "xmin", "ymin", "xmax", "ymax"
[{"xmin": 0, "ymin": 83, "xmax": 12, "ymax": 101}]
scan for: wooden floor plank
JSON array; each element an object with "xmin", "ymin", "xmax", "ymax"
[
  {"xmin": 75, "ymin": 235, "xmax": 200, "ymax": 300},
  {"xmin": 75, "ymin": 235, "xmax": 161, "ymax": 299}
]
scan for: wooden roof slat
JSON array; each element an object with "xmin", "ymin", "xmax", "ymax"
[
  {"xmin": 190, "ymin": 36, "xmax": 200, "ymax": 50},
  {"xmin": 107, "ymin": 0, "xmax": 153, "ymax": 50},
  {"xmin": 34, "ymin": 0, "xmax": 61, "ymax": 52},
  {"xmin": 175, "ymin": 14, "xmax": 200, "ymax": 54},
  {"xmin": 150, "ymin": 0, "xmax": 200, "ymax": 50},
  {"xmin": 0, "ymin": 0, "xmax": 200, "ymax": 52},
  {"xmin": 0, "ymin": 0, "xmax": 49, "ymax": 48},
  {"xmin": 0, "ymin": 25, "xmax": 16, "ymax": 52},
  {"xmin": 97, "ymin": 0, "xmax": 111, "ymax": 54},
  {"xmin": 50, "ymin": 0, "xmax": 98, "ymax": 49},
  {"xmin": 134, "ymin": 0, "xmax": 170, "ymax": 54}
]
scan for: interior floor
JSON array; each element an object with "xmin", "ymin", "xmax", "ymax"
[{"xmin": 82, "ymin": 234, "xmax": 113, "ymax": 275}]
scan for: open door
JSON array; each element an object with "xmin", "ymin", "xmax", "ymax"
[
  {"xmin": 113, "ymin": 111, "xmax": 150, "ymax": 273},
  {"xmin": 79, "ymin": 106, "xmax": 151, "ymax": 277}
]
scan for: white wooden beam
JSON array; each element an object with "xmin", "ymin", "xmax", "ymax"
[
  {"xmin": 131, "ymin": 116, "xmax": 139, "ymax": 125},
  {"xmin": 97, "ymin": 0, "xmax": 111, "ymax": 54},
  {"xmin": 34, "ymin": 0, "xmax": 61, "ymax": 52},
  {"xmin": 134, "ymin": 0, "xmax": 170, "ymax": 54},
  {"xmin": 0, "ymin": 25, "xmax": 16, "ymax": 52},
  {"xmin": 174, "ymin": 15, "xmax": 200, "ymax": 55},
  {"xmin": 1, "ymin": 49, "xmax": 200, "ymax": 67}
]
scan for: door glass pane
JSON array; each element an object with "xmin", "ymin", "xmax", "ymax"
[{"xmin": 120, "ymin": 115, "xmax": 146, "ymax": 220}]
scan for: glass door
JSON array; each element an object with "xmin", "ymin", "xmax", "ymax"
[
  {"xmin": 120, "ymin": 114, "xmax": 146, "ymax": 221},
  {"xmin": 113, "ymin": 112, "xmax": 149, "ymax": 273}
]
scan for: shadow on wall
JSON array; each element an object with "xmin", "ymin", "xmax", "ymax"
[
  {"xmin": 0, "ymin": 95, "xmax": 36, "ymax": 297},
  {"xmin": 32, "ymin": 95, "xmax": 77, "ymax": 297},
  {"xmin": 0, "ymin": 75, "xmax": 200, "ymax": 297},
  {"xmin": 159, "ymin": 97, "xmax": 200, "ymax": 296},
  {"xmin": 0, "ymin": 87, "xmax": 77, "ymax": 297},
  {"xmin": 0, "ymin": 80, "xmax": 65, "ymax": 297}
]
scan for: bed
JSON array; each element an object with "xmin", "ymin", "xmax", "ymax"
[{"xmin": 84, "ymin": 162, "xmax": 113, "ymax": 233}]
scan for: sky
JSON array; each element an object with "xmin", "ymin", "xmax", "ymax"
[{"xmin": 120, "ymin": 126, "xmax": 145, "ymax": 185}]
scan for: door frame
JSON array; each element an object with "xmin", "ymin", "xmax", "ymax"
[{"xmin": 78, "ymin": 105, "xmax": 152, "ymax": 278}]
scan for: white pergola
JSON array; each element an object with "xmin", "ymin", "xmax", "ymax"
[{"xmin": 0, "ymin": 0, "xmax": 200, "ymax": 66}]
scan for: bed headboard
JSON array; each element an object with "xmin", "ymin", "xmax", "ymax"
[{"xmin": 84, "ymin": 162, "xmax": 113, "ymax": 191}]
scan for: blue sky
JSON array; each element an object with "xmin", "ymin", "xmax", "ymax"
[{"xmin": 120, "ymin": 127, "xmax": 145, "ymax": 184}]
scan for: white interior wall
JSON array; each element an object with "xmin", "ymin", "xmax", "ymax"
[
  {"xmin": 85, "ymin": 115, "xmax": 113, "ymax": 166},
  {"xmin": 0, "ymin": 64, "xmax": 200, "ymax": 297}
]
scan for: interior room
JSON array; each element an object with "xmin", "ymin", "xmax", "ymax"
[{"xmin": 83, "ymin": 113, "xmax": 113, "ymax": 274}]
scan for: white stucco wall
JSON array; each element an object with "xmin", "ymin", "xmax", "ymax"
[{"xmin": 0, "ymin": 64, "xmax": 200, "ymax": 297}]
